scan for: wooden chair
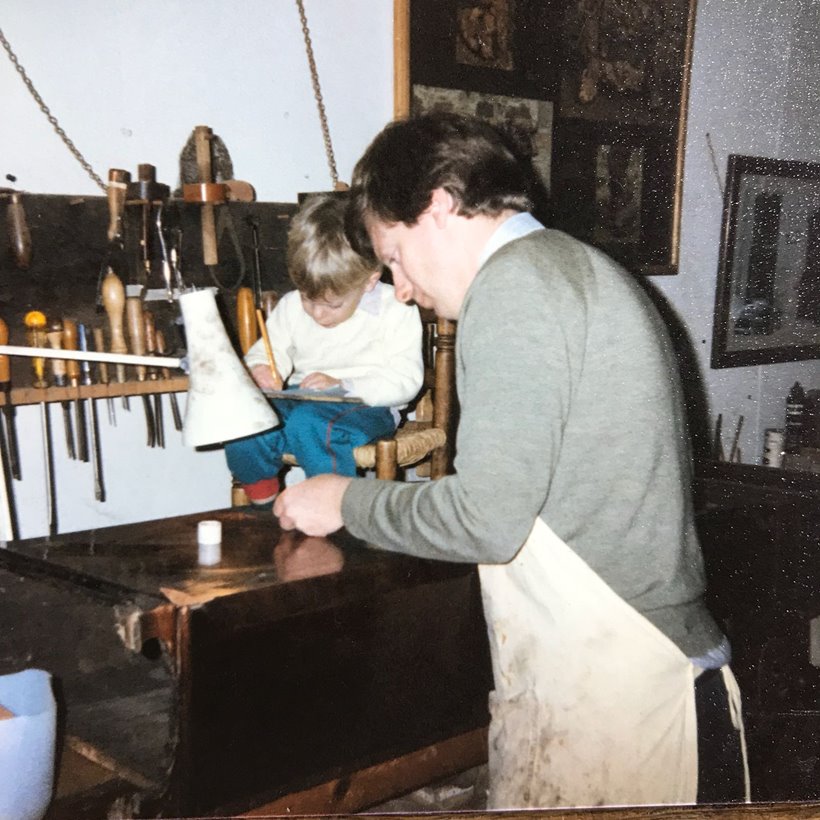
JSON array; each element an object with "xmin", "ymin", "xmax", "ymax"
[
  {"xmin": 348, "ymin": 310, "xmax": 456, "ymax": 480},
  {"xmin": 231, "ymin": 299, "xmax": 456, "ymax": 504}
]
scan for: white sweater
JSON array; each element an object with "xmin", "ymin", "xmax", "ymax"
[{"xmin": 244, "ymin": 283, "xmax": 424, "ymax": 409}]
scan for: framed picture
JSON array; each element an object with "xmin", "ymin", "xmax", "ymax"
[
  {"xmin": 409, "ymin": 0, "xmax": 561, "ymax": 101},
  {"xmin": 550, "ymin": 118, "xmax": 678, "ymax": 273},
  {"xmin": 711, "ymin": 154, "xmax": 820, "ymax": 368}
]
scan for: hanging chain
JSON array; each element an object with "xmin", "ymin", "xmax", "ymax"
[
  {"xmin": 0, "ymin": 27, "xmax": 107, "ymax": 192},
  {"xmin": 295, "ymin": 0, "xmax": 340, "ymax": 189}
]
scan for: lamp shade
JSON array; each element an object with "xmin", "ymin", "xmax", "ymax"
[{"xmin": 180, "ymin": 288, "xmax": 277, "ymax": 447}]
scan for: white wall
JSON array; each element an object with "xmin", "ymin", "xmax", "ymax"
[
  {"xmin": 654, "ymin": 0, "xmax": 818, "ymax": 465},
  {"xmin": 0, "ymin": 1, "xmax": 394, "ymax": 538}
]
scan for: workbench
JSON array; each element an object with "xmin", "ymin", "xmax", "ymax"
[{"xmin": 0, "ymin": 508, "xmax": 492, "ymax": 818}]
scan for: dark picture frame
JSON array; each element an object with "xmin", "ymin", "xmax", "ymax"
[
  {"xmin": 711, "ymin": 154, "xmax": 820, "ymax": 368},
  {"xmin": 550, "ymin": 0, "xmax": 697, "ymax": 274},
  {"xmin": 409, "ymin": 0, "xmax": 561, "ymax": 101}
]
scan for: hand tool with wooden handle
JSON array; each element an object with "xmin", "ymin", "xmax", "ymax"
[
  {"xmin": 194, "ymin": 125, "xmax": 219, "ymax": 266},
  {"xmin": 45, "ymin": 319, "xmax": 77, "ymax": 460},
  {"xmin": 24, "ymin": 311, "xmax": 57, "ymax": 536},
  {"xmin": 78, "ymin": 323, "xmax": 105, "ymax": 501},
  {"xmin": 143, "ymin": 310, "xmax": 164, "ymax": 448},
  {"xmin": 101, "ymin": 267, "xmax": 130, "ymax": 411},
  {"xmin": 92, "ymin": 326, "xmax": 116, "ymax": 426},
  {"xmin": 236, "ymin": 287, "xmax": 258, "ymax": 356},
  {"xmin": 6, "ymin": 191, "xmax": 32, "ymax": 270},
  {"xmin": 125, "ymin": 296, "xmax": 156, "ymax": 447},
  {"xmin": 156, "ymin": 329, "xmax": 183, "ymax": 431},
  {"xmin": 0, "ymin": 319, "xmax": 21, "ymax": 479},
  {"xmin": 62, "ymin": 318, "xmax": 89, "ymax": 463},
  {"xmin": 106, "ymin": 168, "xmax": 131, "ymax": 243}
]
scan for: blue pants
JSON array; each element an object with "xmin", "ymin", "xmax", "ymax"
[{"xmin": 225, "ymin": 397, "xmax": 396, "ymax": 481}]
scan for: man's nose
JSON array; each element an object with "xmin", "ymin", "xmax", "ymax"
[{"xmin": 392, "ymin": 271, "xmax": 415, "ymax": 303}]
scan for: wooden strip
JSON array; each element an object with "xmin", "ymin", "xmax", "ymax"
[
  {"xmin": 240, "ymin": 727, "xmax": 488, "ymax": 816},
  {"xmin": 0, "ymin": 376, "xmax": 188, "ymax": 407}
]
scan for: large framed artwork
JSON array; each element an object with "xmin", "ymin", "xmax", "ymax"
[
  {"xmin": 711, "ymin": 154, "xmax": 820, "ymax": 368},
  {"xmin": 403, "ymin": 0, "xmax": 698, "ymax": 275}
]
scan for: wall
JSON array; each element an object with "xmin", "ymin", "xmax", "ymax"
[
  {"xmin": 655, "ymin": 0, "xmax": 818, "ymax": 465},
  {"xmin": 0, "ymin": 0, "xmax": 393, "ymax": 538}
]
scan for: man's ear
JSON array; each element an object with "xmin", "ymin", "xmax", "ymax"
[
  {"xmin": 428, "ymin": 188, "xmax": 456, "ymax": 228},
  {"xmin": 363, "ymin": 269, "xmax": 382, "ymax": 291}
]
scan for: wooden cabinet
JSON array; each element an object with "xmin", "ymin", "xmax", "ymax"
[
  {"xmin": 694, "ymin": 462, "xmax": 820, "ymax": 802},
  {"xmin": 0, "ymin": 508, "xmax": 492, "ymax": 817}
]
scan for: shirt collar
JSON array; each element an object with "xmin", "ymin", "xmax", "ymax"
[
  {"xmin": 477, "ymin": 211, "xmax": 544, "ymax": 270},
  {"xmin": 357, "ymin": 281, "xmax": 382, "ymax": 316}
]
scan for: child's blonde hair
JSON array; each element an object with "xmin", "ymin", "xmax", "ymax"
[{"xmin": 287, "ymin": 193, "xmax": 378, "ymax": 300}]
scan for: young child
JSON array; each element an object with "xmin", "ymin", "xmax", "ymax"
[{"xmin": 225, "ymin": 193, "xmax": 424, "ymax": 507}]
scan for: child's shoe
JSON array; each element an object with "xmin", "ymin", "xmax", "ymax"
[{"xmin": 243, "ymin": 477, "xmax": 280, "ymax": 510}]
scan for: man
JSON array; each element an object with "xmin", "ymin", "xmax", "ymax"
[{"xmin": 274, "ymin": 113, "xmax": 748, "ymax": 808}]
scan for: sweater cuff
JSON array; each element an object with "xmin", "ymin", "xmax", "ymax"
[{"xmin": 341, "ymin": 478, "xmax": 382, "ymax": 542}]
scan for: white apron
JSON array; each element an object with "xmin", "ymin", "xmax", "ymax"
[{"xmin": 479, "ymin": 516, "xmax": 700, "ymax": 808}]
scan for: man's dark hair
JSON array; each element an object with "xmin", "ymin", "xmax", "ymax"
[{"xmin": 346, "ymin": 112, "xmax": 534, "ymax": 258}]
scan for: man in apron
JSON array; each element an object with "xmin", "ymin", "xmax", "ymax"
[{"xmin": 275, "ymin": 112, "xmax": 750, "ymax": 808}]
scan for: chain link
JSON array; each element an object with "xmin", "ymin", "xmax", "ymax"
[
  {"xmin": 295, "ymin": 0, "xmax": 340, "ymax": 189},
  {"xmin": 0, "ymin": 27, "xmax": 107, "ymax": 192}
]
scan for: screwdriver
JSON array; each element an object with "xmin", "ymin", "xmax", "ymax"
[
  {"xmin": 24, "ymin": 311, "xmax": 57, "ymax": 537},
  {"xmin": 0, "ymin": 318, "xmax": 21, "ymax": 479},
  {"xmin": 45, "ymin": 318, "xmax": 77, "ymax": 460},
  {"xmin": 62, "ymin": 318, "xmax": 89, "ymax": 463}
]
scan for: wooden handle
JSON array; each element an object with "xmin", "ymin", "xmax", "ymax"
[
  {"xmin": 101, "ymin": 268, "xmax": 128, "ymax": 385},
  {"xmin": 46, "ymin": 319, "xmax": 67, "ymax": 385},
  {"xmin": 236, "ymin": 287, "xmax": 258, "ymax": 355},
  {"xmin": 194, "ymin": 125, "xmax": 218, "ymax": 265},
  {"xmin": 92, "ymin": 326, "xmax": 109, "ymax": 385},
  {"xmin": 62, "ymin": 318, "xmax": 80, "ymax": 384},
  {"xmin": 155, "ymin": 329, "xmax": 171, "ymax": 378},
  {"xmin": 106, "ymin": 168, "xmax": 130, "ymax": 242},
  {"xmin": 7, "ymin": 193, "xmax": 32, "ymax": 270},
  {"xmin": 0, "ymin": 318, "xmax": 9, "ymax": 383},
  {"xmin": 125, "ymin": 297, "xmax": 147, "ymax": 380},
  {"xmin": 24, "ymin": 310, "xmax": 48, "ymax": 388}
]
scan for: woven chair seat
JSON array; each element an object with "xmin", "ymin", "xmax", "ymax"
[{"xmin": 281, "ymin": 423, "xmax": 447, "ymax": 471}]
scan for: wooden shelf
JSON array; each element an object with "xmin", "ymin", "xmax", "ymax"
[{"xmin": 0, "ymin": 376, "xmax": 188, "ymax": 408}]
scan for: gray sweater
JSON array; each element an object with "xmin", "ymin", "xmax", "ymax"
[{"xmin": 342, "ymin": 228, "xmax": 722, "ymax": 657}]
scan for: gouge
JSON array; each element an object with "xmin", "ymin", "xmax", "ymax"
[
  {"xmin": 0, "ymin": 318, "xmax": 21, "ymax": 479},
  {"xmin": 62, "ymin": 318, "xmax": 89, "ymax": 463},
  {"xmin": 78, "ymin": 323, "xmax": 105, "ymax": 501},
  {"xmin": 24, "ymin": 311, "xmax": 57, "ymax": 536},
  {"xmin": 125, "ymin": 295, "xmax": 155, "ymax": 447},
  {"xmin": 45, "ymin": 318, "xmax": 77, "ymax": 460},
  {"xmin": 101, "ymin": 268, "xmax": 131, "ymax": 411}
]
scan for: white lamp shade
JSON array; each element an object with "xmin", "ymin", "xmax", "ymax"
[{"xmin": 180, "ymin": 288, "xmax": 278, "ymax": 447}]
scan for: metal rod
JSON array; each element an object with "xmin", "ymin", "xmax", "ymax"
[{"xmin": 0, "ymin": 345, "xmax": 182, "ymax": 369}]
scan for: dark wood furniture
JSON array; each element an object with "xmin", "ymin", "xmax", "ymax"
[
  {"xmin": 0, "ymin": 508, "xmax": 492, "ymax": 818},
  {"xmin": 694, "ymin": 461, "xmax": 820, "ymax": 802}
]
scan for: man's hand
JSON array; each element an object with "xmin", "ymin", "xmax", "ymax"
[{"xmin": 273, "ymin": 474, "xmax": 352, "ymax": 536}]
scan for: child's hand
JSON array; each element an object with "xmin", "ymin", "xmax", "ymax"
[
  {"xmin": 299, "ymin": 372, "xmax": 341, "ymax": 391},
  {"xmin": 251, "ymin": 364, "xmax": 283, "ymax": 390}
]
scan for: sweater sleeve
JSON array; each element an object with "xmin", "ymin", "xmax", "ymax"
[{"xmin": 342, "ymin": 254, "xmax": 580, "ymax": 563}]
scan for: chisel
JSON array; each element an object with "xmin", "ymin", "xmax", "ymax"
[
  {"xmin": 45, "ymin": 318, "xmax": 77, "ymax": 460},
  {"xmin": 143, "ymin": 309, "xmax": 164, "ymax": 448},
  {"xmin": 62, "ymin": 318, "xmax": 89, "ymax": 462},
  {"xmin": 0, "ymin": 318, "xmax": 21, "ymax": 479},
  {"xmin": 24, "ymin": 311, "xmax": 56, "ymax": 536},
  {"xmin": 125, "ymin": 295, "xmax": 156, "ymax": 447},
  {"xmin": 156, "ymin": 329, "xmax": 182, "ymax": 431},
  {"xmin": 78, "ymin": 323, "xmax": 105, "ymax": 501},
  {"xmin": 93, "ymin": 326, "xmax": 116, "ymax": 426},
  {"xmin": 101, "ymin": 268, "xmax": 131, "ymax": 412}
]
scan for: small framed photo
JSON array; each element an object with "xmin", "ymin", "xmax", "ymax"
[{"xmin": 711, "ymin": 154, "xmax": 820, "ymax": 368}]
